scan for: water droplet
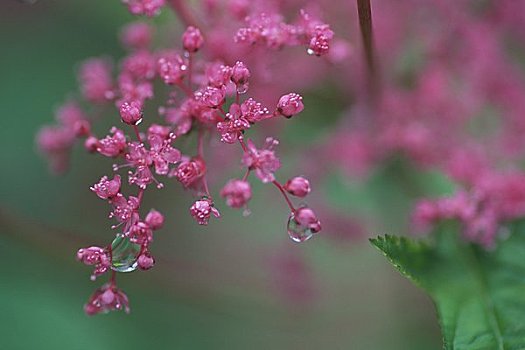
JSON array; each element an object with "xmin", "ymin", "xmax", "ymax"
[
  {"xmin": 287, "ymin": 212, "xmax": 315, "ymax": 243},
  {"xmin": 110, "ymin": 235, "xmax": 141, "ymax": 272},
  {"xmin": 236, "ymin": 83, "xmax": 248, "ymax": 94},
  {"xmin": 306, "ymin": 48, "xmax": 315, "ymax": 56},
  {"xmin": 242, "ymin": 208, "xmax": 251, "ymax": 217}
]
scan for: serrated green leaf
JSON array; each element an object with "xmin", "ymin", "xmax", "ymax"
[{"xmin": 371, "ymin": 221, "xmax": 525, "ymax": 350}]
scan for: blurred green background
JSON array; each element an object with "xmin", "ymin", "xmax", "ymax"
[{"xmin": 0, "ymin": 1, "xmax": 444, "ymax": 349}]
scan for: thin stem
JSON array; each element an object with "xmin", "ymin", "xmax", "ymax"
[
  {"xmin": 238, "ymin": 138, "xmax": 248, "ymax": 152},
  {"xmin": 272, "ymin": 180, "xmax": 295, "ymax": 212},
  {"xmin": 242, "ymin": 169, "xmax": 251, "ymax": 181},
  {"xmin": 235, "ymin": 91, "xmax": 240, "ymax": 105},
  {"xmin": 132, "ymin": 125, "xmax": 143, "ymax": 143},
  {"xmin": 187, "ymin": 52, "xmax": 193, "ymax": 91}
]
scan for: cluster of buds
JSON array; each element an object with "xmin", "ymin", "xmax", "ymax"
[
  {"xmin": 39, "ymin": 19, "xmax": 324, "ymax": 315},
  {"xmin": 235, "ymin": 10, "xmax": 334, "ymax": 56}
]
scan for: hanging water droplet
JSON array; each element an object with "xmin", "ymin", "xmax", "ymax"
[
  {"xmin": 236, "ymin": 83, "xmax": 249, "ymax": 94},
  {"xmin": 110, "ymin": 235, "xmax": 141, "ymax": 272},
  {"xmin": 242, "ymin": 208, "xmax": 252, "ymax": 217},
  {"xmin": 287, "ymin": 212, "xmax": 315, "ymax": 243},
  {"xmin": 306, "ymin": 48, "xmax": 315, "ymax": 56}
]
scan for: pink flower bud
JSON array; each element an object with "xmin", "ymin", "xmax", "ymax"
[
  {"xmin": 84, "ymin": 136, "xmax": 99, "ymax": 153},
  {"xmin": 145, "ymin": 209, "xmax": 164, "ymax": 230},
  {"xmin": 84, "ymin": 283, "xmax": 130, "ymax": 316},
  {"xmin": 284, "ymin": 177, "xmax": 311, "ymax": 198},
  {"xmin": 195, "ymin": 86, "xmax": 226, "ymax": 108},
  {"xmin": 220, "ymin": 179, "xmax": 252, "ymax": 208},
  {"xmin": 74, "ymin": 120, "xmax": 91, "ymax": 137},
  {"xmin": 231, "ymin": 61, "xmax": 250, "ymax": 86},
  {"xmin": 157, "ymin": 54, "xmax": 187, "ymax": 85},
  {"xmin": 277, "ymin": 93, "xmax": 304, "ymax": 118},
  {"xmin": 172, "ymin": 158, "xmax": 206, "ymax": 188},
  {"xmin": 295, "ymin": 207, "xmax": 321, "ymax": 233},
  {"xmin": 90, "ymin": 175, "xmax": 122, "ymax": 200},
  {"xmin": 119, "ymin": 101, "xmax": 143, "ymax": 125},
  {"xmin": 190, "ymin": 198, "xmax": 220, "ymax": 225},
  {"xmin": 182, "ymin": 26, "xmax": 204, "ymax": 53},
  {"xmin": 121, "ymin": 22, "xmax": 152, "ymax": 50},
  {"xmin": 137, "ymin": 252, "xmax": 155, "ymax": 270}
]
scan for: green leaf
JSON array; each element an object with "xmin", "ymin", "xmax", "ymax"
[{"xmin": 371, "ymin": 221, "xmax": 525, "ymax": 350}]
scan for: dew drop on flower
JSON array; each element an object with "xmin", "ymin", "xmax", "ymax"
[
  {"xmin": 287, "ymin": 212, "xmax": 315, "ymax": 243},
  {"xmin": 110, "ymin": 235, "xmax": 142, "ymax": 272},
  {"xmin": 306, "ymin": 48, "xmax": 315, "ymax": 56}
]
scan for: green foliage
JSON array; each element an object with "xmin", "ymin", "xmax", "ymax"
[{"xmin": 371, "ymin": 221, "xmax": 525, "ymax": 350}]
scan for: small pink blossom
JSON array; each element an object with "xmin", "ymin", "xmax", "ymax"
[
  {"xmin": 277, "ymin": 93, "xmax": 304, "ymax": 118},
  {"xmin": 171, "ymin": 158, "xmax": 206, "ymax": 188},
  {"xmin": 182, "ymin": 26, "xmax": 204, "ymax": 53},
  {"xmin": 121, "ymin": 22, "xmax": 152, "ymax": 50},
  {"xmin": 78, "ymin": 58, "xmax": 113, "ymax": 103},
  {"xmin": 145, "ymin": 209, "xmax": 164, "ymax": 229},
  {"xmin": 157, "ymin": 53, "xmax": 187, "ymax": 85},
  {"xmin": 216, "ymin": 103, "xmax": 250, "ymax": 144},
  {"xmin": 241, "ymin": 98, "xmax": 270, "ymax": 123},
  {"xmin": 90, "ymin": 175, "xmax": 122, "ymax": 200},
  {"xmin": 84, "ymin": 283, "xmax": 130, "ymax": 315},
  {"xmin": 231, "ymin": 61, "xmax": 250, "ymax": 87},
  {"xmin": 109, "ymin": 193, "xmax": 140, "ymax": 231},
  {"xmin": 190, "ymin": 198, "xmax": 221, "ymax": 225},
  {"xmin": 85, "ymin": 136, "xmax": 100, "ymax": 153},
  {"xmin": 242, "ymin": 138, "xmax": 281, "ymax": 183},
  {"xmin": 123, "ymin": 0, "xmax": 165, "ymax": 17},
  {"xmin": 194, "ymin": 86, "xmax": 226, "ymax": 109},
  {"xmin": 307, "ymin": 25, "xmax": 334, "ymax": 56},
  {"xmin": 127, "ymin": 221, "xmax": 153, "ymax": 244},
  {"xmin": 137, "ymin": 251, "xmax": 155, "ymax": 270},
  {"xmin": 284, "ymin": 177, "xmax": 311, "ymax": 198},
  {"xmin": 122, "ymin": 51, "xmax": 156, "ymax": 80},
  {"xmin": 77, "ymin": 246, "xmax": 111, "ymax": 280},
  {"xmin": 294, "ymin": 207, "xmax": 321, "ymax": 233},
  {"xmin": 97, "ymin": 127, "xmax": 127, "ymax": 157},
  {"xmin": 220, "ymin": 179, "xmax": 252, "ymax": 208},
  {"xmin": 206, "ymin": 62, "xmax": 232, "ymax": 88},
  {"xmin": 119, "ymin": 100, "xmax": 143, "ymax": 125}
]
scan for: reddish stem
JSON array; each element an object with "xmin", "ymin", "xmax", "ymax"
[
  {"xmin": 132, "ymin": 125, "xmax": 143, "ymax": 143},
  {"xmin": 242, "ymin": 169, "xmax": 251, "ymax": 181},
  {"xmin": 187, "ymin": 52, "xmax": 193, "ymax": 91},
  {"xmin": 272, "ymin": 180, "xmax": 295, "ymax": 212},
  {"xmin": 238, "ymin": 138, "xmax": 248, "ymax": 153}
]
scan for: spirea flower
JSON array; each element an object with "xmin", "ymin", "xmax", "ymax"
[{"xmin": 220, "ymin": 179, "xmax": 252, "ymax": 208}]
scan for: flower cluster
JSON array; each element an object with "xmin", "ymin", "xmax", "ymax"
[{"xmin": 38, "ymin": 9, "xmax": 325, "ymax": 313}]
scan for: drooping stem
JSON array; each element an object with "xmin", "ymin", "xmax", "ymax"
[
  {"xmin": 272, "ymin": 180, "xmax": 296, "ymax": 212},
  {"xmin": 356, "ymin": 0, "xmax": 379, "ymax": 99},
  {"xmin": 167, "ymin": 0, "xmax": 199, "ymax": 28},
  {"xmin": 132, "ymin": 125, "xmax": 143, "ymax": 143}
]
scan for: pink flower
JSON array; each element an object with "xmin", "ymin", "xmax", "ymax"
[
  {"xmin": 284, "ymin": 177, "xmax": 311, "ymax": 198},
  {"xmin": 307, "ymin": 25, "xmax": 334, "ymax": 56},
  {"xmin": 277, "ymin": 93, "xmax": 304, "ymax": 118},
  {"xmin": 220, "ymin": 179, "xmax": 252, "ymax": 208},
  {"xmin": 109, "ymin": 193, "xmax": 140, "ymax": 232},
  {"xmin": 171, "ymin": 158, "xmax": 206, "ymax": 188},
  {"xmin": 119, "ymin": 100, "xmax": 143, "ymax": 125},
  {"xmin": 242, "ymin": 138, "xmax": 281, "ymax": 183},
  {"xmin": 120, "ymin": 22, "xmax": 152, "ymax": 50},
  {"xmin": 182, "ymin": 26, "xmax": 204, "ymax": 53},
  {"xmin": 122, "ymin": 51, "xmax": 156, "ymax": 80},
  {"xmin": 97, "ymin": 127, "xmax": 127, "ymax": 158},
  {"xmin": 157, "ymin": 53, "xmax": 187, "ymax": 85},
  {"xmin": 76, "ymin": 246, "xmax": 111, "ymax": 280},
  {"xmin": 84, "ymin": 283, "xmax": 130, "ymax": 315},
  {"xmin": 90, "ymin": 175, "xmax": 122, "ymax": 200},
  {"xmin": 231, "ymin": 61, "xmax": 250, "ymax": 87},
  {"xmin": 194, "ymin": 86, "xmax": 226, "ymax": 109},
  {"xmin": 241, "ymin": 98, "xmax": 270, "ymax": 123},
  {"xmin": 78, "ymin": 58, "xmax": 113, "ymax": 103},
  {"xmin": 190, "ymin": 198, "xmax": 221, "ymax": 225},
  {"xmin": 206, "ymin": 62, "xmax": 232, "ymax": 88},
  {"xmin": 147, "ymin": 133, "xmax": 182, "ymax": 175},
  {"xmin": 127, "ymin": 221, "xmax": 153, "ymax": 244},
  {"xmin": 294, "ymin": 207, "xmax": 322, "ymax": 233},
  {"xmin": 123, "ymin": 0, "xmax": 165, "ymax": 17},
  {"xmin": 137, "ymin": 251, "xmax": 155, "ymax": 270},
  {"xmin": 145, "ymin": 209, "xmax": 164, "ymax": 229},
  {"xmin": 216, "ymin": 103, "xmax": 251, "ymax": 144}
]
